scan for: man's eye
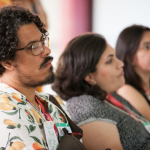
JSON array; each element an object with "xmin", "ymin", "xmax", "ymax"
[{"xmin": 32, "ymin": 44, "xmax": 38, "ymax": 49}]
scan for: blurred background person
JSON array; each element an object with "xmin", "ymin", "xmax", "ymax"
[
  {"xmin": 16, "ymin": 0, "xmax": 48, "ymax": 30},
  {"xmin": 0, "ymin": 0, "xmax": 11, "ymax": 6},
  {"xmin": 52, "ymin": 33, "xmax": 150, "ymax": 150},
  {"xmin": 116, "ymin": 25, "xmax": 150, "ymax": 121},
  {"xmin": 0, "ymin": 0, "xmax": 48, "ymax": 29}
]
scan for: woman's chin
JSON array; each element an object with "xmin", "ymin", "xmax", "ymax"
[
  {"xmin": 117, "ymin": 78, "xmax": 125, "ymax": 90},
  {"xmin": 113, "ymin": 78, "xmax": 125, "ymax": 92}
]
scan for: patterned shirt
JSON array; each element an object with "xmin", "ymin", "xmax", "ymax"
[{"xmin": 0, "ymin": 83, "xmax": 69, "ymax": 150}]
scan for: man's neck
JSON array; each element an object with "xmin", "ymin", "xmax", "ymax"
[{"xmin": 1, "ymin": 74, "xmax": 37, "ymax": 104}]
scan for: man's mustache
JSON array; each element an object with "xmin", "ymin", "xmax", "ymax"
[{"xmin": 39, "ymin": 56, "xmax": 53, "ymax": 70}]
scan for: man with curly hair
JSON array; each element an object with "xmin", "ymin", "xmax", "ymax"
[{"xmin": 0, "ymin": 5, "xmax": 73, "ymax": 150}]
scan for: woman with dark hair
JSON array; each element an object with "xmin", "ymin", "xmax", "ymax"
[
  {"xmin": 116, "ymin": 25, "xmax": 150, "ymax": 121},
  {"xmin": 52, "ymin": 32, "xmax": 150, "ymax": 150}
]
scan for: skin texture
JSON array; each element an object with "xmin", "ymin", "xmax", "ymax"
[
  {"xmin": 117, "ymin": 31, "xmax": 150, "ymax": 121},
  {"xmin": 85, "ymin": 44, "xmax": 125, "ymax": 93},
  {"xmin": 14, "ymin": 23, "xmax": 52, "ymax": 87},
  {"xmin": 133, "ymin": 31, "xmax": 150, "ymax": 73},
  {"xmin": 117, "ymin": 84, "xmax": 150, "ymax": 121},
  {"xmin": 83, "ymin": 44, "xmax": 124, "ymax": 150}
]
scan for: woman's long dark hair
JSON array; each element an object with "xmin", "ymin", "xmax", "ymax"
[
  {"xmin": 116, "ymin": 25, "xmax": 150, "ymax": 95},
  {"xmin": 52, "ymin": 33, "xmax": 107, "ymax": 101}
]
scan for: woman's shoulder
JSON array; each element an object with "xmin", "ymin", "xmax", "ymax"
[
  {"xmin": 67, "ymin": 95, "xmax": 102, "ymax": 105},
  {"xmin": 66, "ymin": 95, "xmax": 104, "ymax": 113},
  {"xmin": 117, "ymin": 84, "xmax": 150, "ymax": 121},
  {"xmin": 117, "ymin": 84, "xmax": 145, "ymax": 102},
  {"xmin": 66, "ymin": 95, "xmax": 107, "ymax": 123},
  {"xmin": 117, "ymin": 84, "xmax": 138, "ymax": 92}
]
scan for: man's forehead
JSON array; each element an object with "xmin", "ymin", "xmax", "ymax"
[{"xmin": 17, "ymin": 23, "xmax": 42, "ymax": 47}]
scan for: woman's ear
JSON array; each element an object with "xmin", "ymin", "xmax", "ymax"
[
  {"xmin": 84, "ymin": 73, "xmax": 96, "ymax": 85},
  {"xmin": 1, "ymin": 60, "xmax": 14, "ymax": 71}
]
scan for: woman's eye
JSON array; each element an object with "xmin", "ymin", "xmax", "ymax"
[
  {"xmin": 144, "ymin": 45, "xmax": 150, "ymax": 50},
  {"xmin": 106, "ymin": 59, "xmax": 112, "ymax": 64}
]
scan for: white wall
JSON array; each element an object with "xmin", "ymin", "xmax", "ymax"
[
  {"xmin": 93, "ymin": 0, "xmax": 150, "ymax": 48},
  {"xmin": 40, "ymin": 0, "xmax": 61, "ymax": 95}
]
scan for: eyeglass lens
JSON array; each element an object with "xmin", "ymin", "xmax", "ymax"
[{"xmin": 31, "ymin": 38, "xmax": 49, "ymax": 55}]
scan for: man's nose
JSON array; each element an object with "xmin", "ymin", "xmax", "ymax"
[{"xmin": 41, "ymin": 45, "xmax": 51, "ymax": 57}]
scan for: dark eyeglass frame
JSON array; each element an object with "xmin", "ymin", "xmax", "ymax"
[{"xmin": 16, "ymin": 37, "xmax": 49, "ymax": 56}]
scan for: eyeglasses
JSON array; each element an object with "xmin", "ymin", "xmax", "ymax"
[{"xmin": 16, "ymin": 37, "xmax": 49, "ymax": 56}]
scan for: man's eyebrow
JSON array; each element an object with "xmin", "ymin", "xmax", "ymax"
[{"xmin": 24, "ymin": 35, "xmax": 43, "ymax": 47}]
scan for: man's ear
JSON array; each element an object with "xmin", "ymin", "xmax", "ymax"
[
  {"xmin": 1, "ymin": 60, "xmax": 14, "ymax": 71},
  {"xmin": 84, "ymin": 73, "xmax": 96, "ymax": 85}
]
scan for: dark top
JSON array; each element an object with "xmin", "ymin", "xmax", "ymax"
[{"xmin": 66, "ymin": 92, "xmax": 150, "ymax": 150}]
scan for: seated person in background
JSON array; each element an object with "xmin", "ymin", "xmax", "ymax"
[
  {"xmin": 52, "ymin": 32, "xmax": 150, "ymax": 150},
  {"xmin": 0, "ymin": 5, "xmax": 81, "ymax": 150},
  {"xmin": 0, "ymin": 0, "xmax": 48, "ymax": 29},
  {"xmin": 116, "ymin": 25, "xmax": 150, "ymax": 121},
  {"xmin": 16, "ymin": 0, "xmax": 48, "ymax": 30}
]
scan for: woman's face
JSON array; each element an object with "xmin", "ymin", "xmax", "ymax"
[
  {"xmin": 85, "ymin": 44, "xmax": 125, "ymax": 93},
  {"xmin": 133, "ymin": 31, "xmax": 150, "ymax": 74}
]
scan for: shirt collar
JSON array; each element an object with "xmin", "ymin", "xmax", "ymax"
[{"xmin": 0, "ymin": 83, "xmax": 49, "ymax": 102}]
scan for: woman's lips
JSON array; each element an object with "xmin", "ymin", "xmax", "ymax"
[{"xmin": 118, "ymin": 70, "xmax": 124, "ymax": 77}]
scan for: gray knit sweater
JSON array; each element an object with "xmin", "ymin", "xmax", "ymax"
[{"xmin": 66, "ymin": 93, "xmax": 150, "ymax": 150}]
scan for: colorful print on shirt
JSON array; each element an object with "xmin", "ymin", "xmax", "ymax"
[{"xmin": 0, "ymin": 83, "xmax": 69, "ymax": 150}]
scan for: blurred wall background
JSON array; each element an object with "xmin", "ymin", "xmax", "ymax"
[
  {"xmin": 93, "ymin": 0, "xmax": 150, "ymax": 47},
  {"xmin": 40, "ymin": 0, "xmax": 150, "ymax": 95}
]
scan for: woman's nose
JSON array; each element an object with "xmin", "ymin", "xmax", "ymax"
[{"xmin": 117, "ymin": 58, "xmax": 124, "ymax": 69}]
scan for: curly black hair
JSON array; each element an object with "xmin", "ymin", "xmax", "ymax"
[{"xmin": 0, "ymin": 5, "xmax": 48, "ymax": 75}]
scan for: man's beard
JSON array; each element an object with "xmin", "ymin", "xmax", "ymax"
[
  {"xmin": 36, "ymin": 66, "xmax": 55, "ymax": 87},
  {"xmin": 17, "ymin": 66, "xmax": 55, "ymax": 88},
  {"xmin": 15, "ymin": 56, "xmax": 55, "ymax": 88}
]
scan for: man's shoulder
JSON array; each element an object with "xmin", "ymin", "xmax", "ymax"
[
  {"xmin": 36, "ymin": 91, "xmax": 65, "ymax": 105},
  {"xmin": 37, "ymin": 92, "xmax": 71, "ymax": 120},
  {"xmin": 36, "ymin": 91, "xmax": 50, "ymax": 101}
]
